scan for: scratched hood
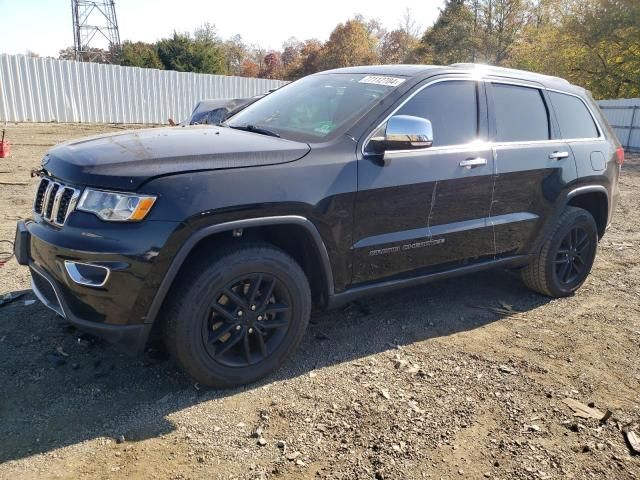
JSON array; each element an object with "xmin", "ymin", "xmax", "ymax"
[{"xmin": 43, "ymin": 125, "xmax": 310, "ymax": 190}]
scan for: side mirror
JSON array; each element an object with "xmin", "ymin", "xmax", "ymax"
[{"xmin": 369, "ymin": 115, "xmax": 433, "ymax": 153}]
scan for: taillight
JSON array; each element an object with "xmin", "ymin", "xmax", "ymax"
[{"xmin": 616, "ymin": 146, "xmax": 624, "ymax": 166}]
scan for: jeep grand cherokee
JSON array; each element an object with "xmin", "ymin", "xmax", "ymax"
[{"xmin": 14, "ymin": 64, "xmax": 622, "ymax": 387}]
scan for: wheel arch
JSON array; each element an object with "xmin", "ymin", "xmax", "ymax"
[
  {"xmin": 144, "ymin": 216, "xmax": 334, "ymax": 332},
  {"xmin": 565, "ymin": 185, "xmax": 609, "ymax": 238}
]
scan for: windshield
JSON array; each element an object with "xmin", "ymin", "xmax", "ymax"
[{"xmin": 226, "ymin": 73, "xmax": 404, "ymax": 143}]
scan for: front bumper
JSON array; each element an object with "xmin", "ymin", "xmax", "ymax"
[
  {"xmin": 29, "ymin": 263, "xmax": 151, "ymax": 350},
  {"xmin": 14, "ymin": 217, "xmax": 184, "ymax": 352}
]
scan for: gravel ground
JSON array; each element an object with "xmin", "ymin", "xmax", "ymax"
[{"xmin": 0, "ymin": 123, "xmax": 639, "ymax": 480}]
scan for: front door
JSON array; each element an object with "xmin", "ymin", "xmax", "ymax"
[{"xmin": 352, "ymin": 78, "xmax": 496, "ymax": 284}]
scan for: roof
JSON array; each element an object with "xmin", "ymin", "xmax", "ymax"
[
  {"xmin": 319, "ymin": 64, "xmax": 441, "ymax": 77},
  {"xmin": 318, "ymin": 63, "xmax": 580, "ymax": 92},
  {"xmin": 449, "ymin": 63, "xmax": 571, "ymax": 87}
]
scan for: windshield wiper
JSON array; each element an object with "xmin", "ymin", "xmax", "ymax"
[{"xmin": 228, "ymin": 124, "xmax": 281, "ymax": 138}]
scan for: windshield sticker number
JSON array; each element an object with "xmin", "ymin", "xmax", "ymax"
[{"xmin": 359, "ymin": 76, "xmax": 406, "ymax": 87}]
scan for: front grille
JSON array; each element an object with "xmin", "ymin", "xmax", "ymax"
[
  {"xmin": 45, "ymin": 183, "xmax": 60, "ymax": 218},
  {"xmin": 34, "ymin": 178, "xmax": 48, "ymax": 214},
  {"xmin": 33, "ymin": 177, "xmax": 81, "ymax": 226}
]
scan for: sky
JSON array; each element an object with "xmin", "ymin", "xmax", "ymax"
[{"xmin": 0, "ymin": 0, "xmax": 444, "ymax": 58}]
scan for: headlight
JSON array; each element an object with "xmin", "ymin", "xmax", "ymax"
[{"xmin": 77, "ymin": 189, "xmax": 157, "ymax": 222}]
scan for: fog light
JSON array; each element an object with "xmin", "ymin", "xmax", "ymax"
[{"xmin": 64, "ymin": 261, "xmax": 110, "ymax": 287}]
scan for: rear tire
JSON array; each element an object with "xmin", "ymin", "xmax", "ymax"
[
  {"xmin": 521, "ymin": 206, "xmax": 598, "ymax": 297},
  {"xmin": 163, "ymin": 243, "xmax": 311, "ymax": 387}
]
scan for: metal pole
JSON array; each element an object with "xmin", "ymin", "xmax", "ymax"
[{"xmin": 628, "ymin": 105, "xmax": 638, "ymax": 150}]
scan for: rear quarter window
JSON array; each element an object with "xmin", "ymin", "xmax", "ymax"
[
  {"xmin": 549, "ymin": 91, "xmax": 600, "ymax": 139},
  {"xmin": 492, "ymin": 83, "xmax": 550, "ymax": 142}
]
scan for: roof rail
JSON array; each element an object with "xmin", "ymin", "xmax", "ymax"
[{"xmin": 449, "ymin": 63, "xmax": 570, "ymax": 84}]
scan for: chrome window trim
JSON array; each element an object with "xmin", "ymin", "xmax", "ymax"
[
  {"xmin": 64, "ymin": 260, "xmax": 111, "ymax": 288},
  {"xmin": 361, "ymin": 77, "xmax": 607, "ymax": 157},
  {"xmin": 486, "ymin": 78, "xmax": 544, "ymax": 89},
  {"xmin": 384, "ymin": 142, "xmax": 494, "ymax": 159},
  {"xmin": 361, "ymin": 75, "xmax": 479, "ymax": 156},
  {"xmin": 491, "ymin": 139, "xmax": 568, "ymax": 148},
  {"xmin": 546, "ymin": 88, "xmax": 605, "ymax": 141}
]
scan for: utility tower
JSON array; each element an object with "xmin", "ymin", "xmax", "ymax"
[{"xmin": 71, "ymin": 0, "xmax": 122, "ymax": 63}]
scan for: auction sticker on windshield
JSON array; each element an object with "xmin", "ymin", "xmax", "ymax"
[{"xmin": 358, "ymin": 76, "xmax": 406, "ymax": 87}]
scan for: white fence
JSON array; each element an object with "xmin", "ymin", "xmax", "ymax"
[
  {"xmin": 0, "ymin": 54, "xmax": 286, "ymax": 124},
  {"xmin": 597, "ymin": 98, "xmax": 640, "ymax": 152}
]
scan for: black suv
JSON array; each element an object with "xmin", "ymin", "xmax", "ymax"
[{"xmin": 14, "ymin": 64, "xmax": 623, "ymax": 387}]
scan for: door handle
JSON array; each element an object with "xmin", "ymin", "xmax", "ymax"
[
  {"xmin": 549, "ymin": 151, "xmax": 570, "ymax": 160},
  {"xmin": 459, "ymin": 157, "xmax": 487, "ymax": 168}
]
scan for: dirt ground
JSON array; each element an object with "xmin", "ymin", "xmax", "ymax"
[{"xmin": 0, "ymin": 123, "xmax": 638, "ymax": 480}]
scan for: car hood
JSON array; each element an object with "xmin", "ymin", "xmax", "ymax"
[{"xmin": 43, "ymin": 125, "xmax": 310, "ymax": 190}]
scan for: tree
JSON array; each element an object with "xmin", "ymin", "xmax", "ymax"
[
  {"xmin": 299, "ymin": 40, "xmax": 323, "ymax": 76},
  {"xmin": 380, "ymin": 29, "xmax": 418, "ymax": 64},
  {"xmin": 193, "ymin": 22, "xmax": 219, "ymax": 43},
  {"xmin": 260, "ymin": 52, "xmax": 282, "ymax": 79},
  {"xmin": 416, "ymin": 0, "xmax": 477, "ymax": 64},
  {"xmin": 479, "ymin": 0, "xmax": 527, "ymax": 64},
  {"xmin": 222, "ymin": 34, "xmax": 249, "ymax": 76},
  {"xmin": 278, "ymin": 39, "xmax": 323, "ymax": 80},
  {"xmin": 118, "ymin": 41, "xmax": 164, "ymax": 69},
  {"xmin": 240, "ymin": 59, "xmax": 260, "ymax": 78},
  {"xmin": 511, "ymin": 0, "xmax": 640, "ymax": 98},
  {"xmin": 319, "ymin": 18, "xmax": 378, "ymax": 70},
  {"xmin": 560, "ymin": 0, "xmax": 640, "ymax": 98},
  {"xmin": 248, "ymin": 45, "xmax": 268, "ymax": 72},
  {"xmin": 281, "ymin": 37, "xmax": 303, "ymax": 70},
  {"xmin": 378, "ymin": 9, "xmax": 420, "ymax": 64},
  {"xmin": 58, "ymin": 46, "xmax": 112, "ymax": 63},
  {"xmin": 156, "ymin": 31, "xmax": 226, "ymax": 74},
  {"xmin": 401, "ymin": 8, "xmax": 422, "ymax": 38}
]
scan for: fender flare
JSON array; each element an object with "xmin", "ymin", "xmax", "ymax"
[
  {"xmin": 532, "ymin": 184, "xmax": 610, "ymax": 255},
  {"xmin": 564, "ymin": 184, "xmax": 609, "ymax": 203},
  {"xmin": 143, "ymin": 215, "xmax": 335, "ymax": 326}
]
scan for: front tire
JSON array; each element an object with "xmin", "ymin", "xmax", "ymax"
[
  {"xmin": 521, "ymin": 206, "xmax": 598, "ymax": 297},
  {"xmin": 163, "ymin": 243, "xmax": 311, "ymax": 387}
]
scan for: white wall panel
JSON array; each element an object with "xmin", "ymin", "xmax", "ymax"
[
  {"xmin": 597, "ymin": 98, "xmax": 640, "ymax": 152},
  {"xmin": 0, "ymin": 54, "xmax": 286, "ymax": 124}
]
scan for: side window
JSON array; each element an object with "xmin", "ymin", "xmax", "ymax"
[
  {"xmin": 396, "ymin": 81, "xmax": 479, "ymax": 147},
  {"xmin": 549, "ymin": 91, "xmax": 599, "ymax": 139},
  {"xmin": 492, "ymin": 83, "xmax": 549, "ymax": 142}
]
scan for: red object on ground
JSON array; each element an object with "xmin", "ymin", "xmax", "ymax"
[{"xmin": 0, "ymin": 141, "xmax": 10, "ymax": 158}]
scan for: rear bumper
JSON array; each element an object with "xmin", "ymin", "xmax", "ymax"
[{"xmin": 14, "ymin": 218, "xmax": 182, "ymax": 352}]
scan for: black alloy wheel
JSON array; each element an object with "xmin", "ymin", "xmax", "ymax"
[
  {"xmin": 163, "ymin": 243, "xmax": 311, "ymax": 387},
  {"xmin": 553, "ymin": 226, "xmax": 592, "ymax": 286},
  {"xmin": 203, "ymin": 273, "xmax": 292, "ymax": 367},
  {"xmin": 521, "ymin": 206, "xmax": 598, "ymax": 297}
]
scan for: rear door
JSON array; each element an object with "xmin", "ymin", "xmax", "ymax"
[
  {"xmin": 487, "ymin": 80, "xmax": 577, "ymax": 257},
  {"xmin": 353, "ymin": 78, "xmax": 495, "ymax": 284}
]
